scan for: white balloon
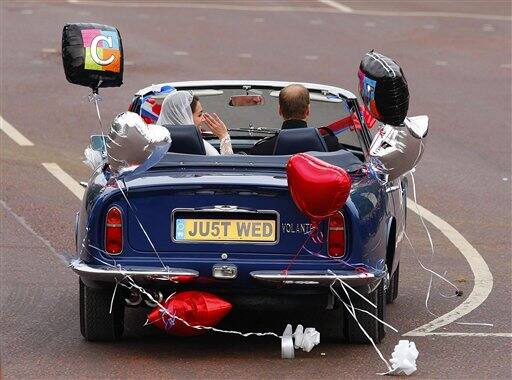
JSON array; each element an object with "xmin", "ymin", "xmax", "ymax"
[{"xmin": 107, "ymin": 112, "xmax": 171, "ymax": 175}]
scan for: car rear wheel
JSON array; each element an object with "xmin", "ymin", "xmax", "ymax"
[
  {"xmin": 344, "ymin": 281, "xmax": 386, "ymax": 344},
  {"xmin": 79, "ymin": 278, "xmax": 124, "ymax": 341},
  {"xmin": 386, "ymin": 264, "xmax": 400, "ymax": 304}
]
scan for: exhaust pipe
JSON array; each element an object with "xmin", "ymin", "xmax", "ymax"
[
  {"xmin": 125, "ymin": 290, "xmax": 142, "ymax": 306},
  {"xmin": 144, "ymin": 290, "xmax": 163, "ymax": 307}
]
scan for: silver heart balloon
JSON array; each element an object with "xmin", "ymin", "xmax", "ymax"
[{"xmin": 107, "ymin": 111, "xmax": 171, "ymax": 176}]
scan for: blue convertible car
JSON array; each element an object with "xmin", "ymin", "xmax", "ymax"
[{"xmin": 72, "ymin": 80, "xmax": 414, "ymax": 343}]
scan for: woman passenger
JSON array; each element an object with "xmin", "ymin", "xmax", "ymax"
[{"xmin": 156, "ymin": 91, "xmax": 233, "ymax": 155}]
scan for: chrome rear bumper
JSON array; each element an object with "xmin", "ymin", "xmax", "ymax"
[
  {"xmin": 250, "ymin": 270, "xmax": 383, "ymax": 288},
  {"xmin": 70, "ymin": 259, "xmax": 199, "ymax": 283},
  {"xmin": 71, "ymin": 260, "xmax": 382, "ymax": 290}
]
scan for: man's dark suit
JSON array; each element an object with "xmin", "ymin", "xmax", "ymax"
[
  {"xmin": 250, "ymin": 119, "xmax": 339, "ymax": 155},
  {"xmin": 250, "ymin": 119, "xmax": 307, "ymax": 155}
]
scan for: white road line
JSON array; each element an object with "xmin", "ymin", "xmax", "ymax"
[
  {"xmin": 41, "ymin": 48, "xmax": 58, "ymax": 54},
  {"xmin": 66, "ymin": 0, "xmax": 511, "ymax": 21},
  {"xmin": 404, "ymin": 199, "xmax": 494, "ymax": 336},
  {"xmin": 435, "ymin": 60, "xmax": 448, "ymax": 66},
  {"xmin": 353, "ymin": 9, "xmax": 511, "ymax": 21},
  {"xmin": 0, "ymin": 115, "xmax": 34, "ymax": 146},
  {"xmin": 500, "ymin": 63, "xmax": 511, "ymax": 69},
  {"xmin": 42, "ymin": 163, "xmax": 84, "ymax": 200},
  {"xmin": 237, "ymin": 53, "xmax": 252, "ymax": 58},
  {"xmin": 173, "ymin": 51, "xmax": 189, "ymax": 56},
  {"xmin": 483, "ymin": 24, "xmax": 495, "ymax": 32},
  {"xmin": 310, "ymin": 19, "xmax": 324, "ymax": 25},
  {"xmin": 413, "ymin": 332, "xmax": 512, "ymax": 337},
  {"xmin": 317, "ymin": 0, "xmax": 353, "ymax": 13},
  {"xmin": 0, "ymin": 199, "xmax": 61, "ymax": 259},
  {"xmin": 304, "ymin": 55, "xmax": 319, "ymax": 60},
  {"xmin": 364, "ymin": 21, "xmax": 376, "ymax": 27},
  {"xmin": 66, "ymin": 0, "xmax": 332, "ymax": 13},
  {"xmin": 253, "ymin": 17, "xmax": 265, "ymax": 23}
]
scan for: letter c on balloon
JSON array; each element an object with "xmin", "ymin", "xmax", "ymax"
[{"xmin": 91, "ymin": 35, "xmax": 115, "ymax": 66}]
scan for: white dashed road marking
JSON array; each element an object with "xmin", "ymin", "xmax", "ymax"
[
  {"xmin": 317, "ymin": 0, "xmax": 353, "ymax": 13},
  {"xmin": 435, "ymin": 60, "xmax": 448, "ymax": 66},
  {"xmin": 404, "ymin": 199, "xmax": 496, "ymax": 337},
  {"xmin": 423, "ymin": 24, "xmax": 435, "ymax": 29},
  {"xmin": 0, "ymin": 199, "xmax": 60, "ymax": 258},
  {"xmin": 237, "ymin": 53, "xmax": 252, "ymax": 58},
  {"xmin": 0, "ymin": 115, "xmax": 34, "ymax": 146},
  {"xmin": 364, "ymin": 21, "xmax": 376, "ymax": 27},
  {"xmin": 41, "ymin": 48, "xmax": 58, "ymax": 54},
  {"xmin": 304, "ymin": 55, "xmax": 319, "ymax": 60},
  {"xmin": 483, "ymin": 24, "xmax": 495, "ymax": 32},
  {"xmin": 67, "ymin": 0, "xmax": 512, "ymax": 21},
  {"xmin": 500, "ymin": 64, "xmax": 511, "ymax": 69},
  {"xmin": 42, "ymin": 163, "xmax": 84, "ymax": 200},
  {"xmin": 253, "ymin": 17, "xmax": 265, "ymax": 22},
  {"xmin": 173, "ymin": 51, "xmax": 189, "ymax": 56}
]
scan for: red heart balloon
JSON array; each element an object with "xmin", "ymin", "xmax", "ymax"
[
  {"xmin": 287, "ymin": 153, "xmax": 352, "ymax": 228},
  {"xmin": 147, "ymin": 291, "xmax": 232, "ymax": 336}
]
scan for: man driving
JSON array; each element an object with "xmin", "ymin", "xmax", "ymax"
[{"xmin": 250, "ymin": 84, "xmax": 311, "ymax": 155}]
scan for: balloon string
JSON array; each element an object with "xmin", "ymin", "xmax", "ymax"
[
  {"xmin": 407, "ymin": 172, "xmax": 493, "ymax": 327},
  {"xmin": 87, "ymin": 82, "xmax": 106, "ymax": 138},
  {"xmin": 282, "ymin": 225, "xmax": 377, "ymax": 278},
  {"xmin": 328, "ymin": 271, "xmax": 394, "ymax": 372},
  {"xmin": 115, "ymin": 179, "xmax": 167, "ymax": 269},
  {"xmin": 281, "ymin": 232, "xmax": 313, "ymax": 280}
]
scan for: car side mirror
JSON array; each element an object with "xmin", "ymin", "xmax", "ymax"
[
  {"xmin": 369, "ymin": 115, "xmax": 428, "ymax": 181},
  {"xmin": 90, "ymin": 135, "xmax": 107, "ymax": 154}
]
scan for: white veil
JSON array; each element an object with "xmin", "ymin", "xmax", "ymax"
[
  {"xmin": 156, "ymin": 90, "xmax": 220, "ymax": 155},
  {"xmin": 157, "ymin": 91, "xmax": 194, "ymax": 126}
]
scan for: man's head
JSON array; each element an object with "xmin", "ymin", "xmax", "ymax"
[{"xmin": 278, "ymin": 84, "xmax": 310, "ymax": 121}]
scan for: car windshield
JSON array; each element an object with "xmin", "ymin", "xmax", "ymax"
[
  {"xmin": 135, "ymin": 84, "xmax": 366, "ymax": 153},
  {"xmin": 190, "ymin": 88, "xmax": 363, "ymax": 150}
]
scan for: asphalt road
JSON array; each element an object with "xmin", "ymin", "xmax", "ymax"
[{"xmin": 1, "ymin": 0, "xmax": 511, "ymax": 378}]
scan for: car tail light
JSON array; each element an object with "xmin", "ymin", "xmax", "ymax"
[
  {"xmin": 105, "ymin": 206, "xmax": 123, "ymax": 254},
  {"xmin": 328, "ymin": 212, "xmax": 345, "ymax": 258}
]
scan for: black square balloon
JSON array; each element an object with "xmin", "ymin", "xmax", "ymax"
[
  {"xmin": 62, "ymin": 23, "xmax": 124, "ymax": 89},
  {"xmin": 358, "ymin": 51, "xmax": 409, "ymax": 126}
]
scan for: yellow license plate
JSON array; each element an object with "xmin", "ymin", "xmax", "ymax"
[{"xmin": 174, "ymin": 218, "xmax": 276, "ymax": 242}]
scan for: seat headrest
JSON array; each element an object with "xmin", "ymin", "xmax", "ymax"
[
  {"xmin": 164, "ymin": 125, "xmax": 206, "ymax": 155},
  {"xmin": 273, "ymin": 128, "xmax": 328, "ymax": 155}
]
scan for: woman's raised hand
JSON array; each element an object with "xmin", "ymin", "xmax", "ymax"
[{"xmin": 204, "ymin": 113, "xmax": 229, "ymax": 140}]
